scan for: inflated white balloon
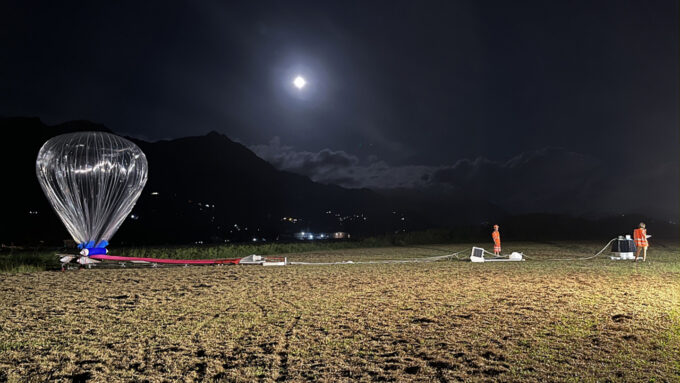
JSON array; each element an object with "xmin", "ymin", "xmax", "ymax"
[{"xmin": 36, "ymin": 132, "xmax": 148, "ymax": 249}]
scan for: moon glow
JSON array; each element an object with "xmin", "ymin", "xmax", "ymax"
[{"xmin": 293, "ymin": 75, "xmax": 307, "ymax": 89}]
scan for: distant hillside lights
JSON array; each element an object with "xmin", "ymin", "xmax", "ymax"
[
  {"xmin": 294, "ymin": 231, "xmax": 316, "ymax": 240},
  {"xmin": 326, "ymin": 210, "xmax": 369, "ymax": 223},
  {"xmin": 118, "ymin": 198, "xmax": 379, "ymax": 244},
  {"xmin": 294, "ymin": 231, "xmax": 351, "ymax": 240},
  {"xmin": 186, "ymin": 200, "xmax": 216, "ymax": 210}
]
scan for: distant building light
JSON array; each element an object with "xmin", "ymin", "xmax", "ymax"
[
  {"xmin": 150, "ymin": 192, "xmax": 159, "ymax": 196},
  {"xmin": 252, "ymin": 238, "xmax": 258, "ymax": 242}
]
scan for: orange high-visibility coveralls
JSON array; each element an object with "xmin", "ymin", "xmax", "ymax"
[
  {"xmin": 634, "ymin": 228, "xmax": 648, "ymax": 248},
  {"xmin": 492, "ymin": 231, "xmax": 501, "ymax": 253}
]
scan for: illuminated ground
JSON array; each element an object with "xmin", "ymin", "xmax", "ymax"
[{"xmin": 1, "ymin": 242, "xmax": 678, "ymax": 382}]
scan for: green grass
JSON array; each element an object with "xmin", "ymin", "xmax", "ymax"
[
  {"xmin": 116, "ymin": 240, "xmax": 387, "ymax": 259},
  {"xmin": 0, "ymin": 250, "xmax": 59, "ymax": 274},
  {"xmin": 0, "ymin": 238, "xmax": 396, "ymax": 273}
]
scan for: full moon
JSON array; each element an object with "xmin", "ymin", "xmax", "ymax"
[{"xmin": 293, "ymin": 75, "xmax": 307, "ymax": 89}]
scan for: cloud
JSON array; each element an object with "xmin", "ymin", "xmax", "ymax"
[
  {"xmin": 251, "ymin": 137, "xmax": 435, "ymax": 188},
  {"xmin": 250, "ymin": 137, "xmax": 360, "ymax": 180},
  {"xmin": 250, "ymin": 139, "xmax": 678, "ymax": 218},
  {"xmin": 251, "ymin": 139, "xmax": 600, "ymax": 191}
]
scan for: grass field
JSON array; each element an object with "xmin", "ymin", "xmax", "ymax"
[{"xmin": 0, "ymin": 242, "xmax": 678, "ymax": 382}]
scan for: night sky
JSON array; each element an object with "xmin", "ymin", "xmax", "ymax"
[{"xmin": 2, "ymin": 1, "xmax": 678, "ymax": 216}]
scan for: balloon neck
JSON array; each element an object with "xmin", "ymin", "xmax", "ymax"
[
  {"xmin": 77, "ymin": 240, "xmax": 109, "ymax": 256},
  {"xmin": 80, "ymin": 248, "xmax": 108, "ymax": 256},
  {"xmin": 78, "ymin": 240, "xmax": 108, "ymax": 249}
]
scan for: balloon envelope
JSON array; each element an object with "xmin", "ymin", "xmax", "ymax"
[{"xmin": 36, "ymin": 132, "xmax": 148, "ymax": 247}]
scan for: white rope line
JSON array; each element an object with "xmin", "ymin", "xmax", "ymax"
[
  {"xmin": 521, "ymin": 238, "xmax": 617, "ymax": 261},
  {"xmin": 289, "ymin": 248, "xmax": 470, "ymax": 265}
]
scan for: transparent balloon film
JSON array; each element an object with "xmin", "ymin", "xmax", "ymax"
[{"xmin": 36, "ymin": 132, "xmax": 148, "ymax": 247}]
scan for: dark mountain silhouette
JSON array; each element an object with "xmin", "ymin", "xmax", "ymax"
[
  {"xmin": 124, "ymin": 131, "xmax": 407, "ymax": 244},
  {"xmin": 1, "ymin": 117, "xmax": 675, "ymax": 246}
]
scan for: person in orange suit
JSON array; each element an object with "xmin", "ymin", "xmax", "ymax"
[
  {"xmin": 492, "ymin": 225, "xmax": 501, "ymax": 255},
  {"xmin": 634, "ymin": 222, "xmax": 649, "ymax": 262}
]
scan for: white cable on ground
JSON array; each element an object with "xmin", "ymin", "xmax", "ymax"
[
  {"xmin": 289, "ymin": 248, "xmax": 470, "ymax": 266},
  {"xmin": 521, "ymin": 238, "xmax": 617, "ymax": 261},
  {"xmin": 290, "ymin": 237, "xmax": 618, "ymax": 265}
]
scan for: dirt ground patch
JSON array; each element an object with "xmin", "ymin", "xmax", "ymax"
[{"xmin": 1, "ymin": 242, "xmax": 678, "ymax": 382}]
